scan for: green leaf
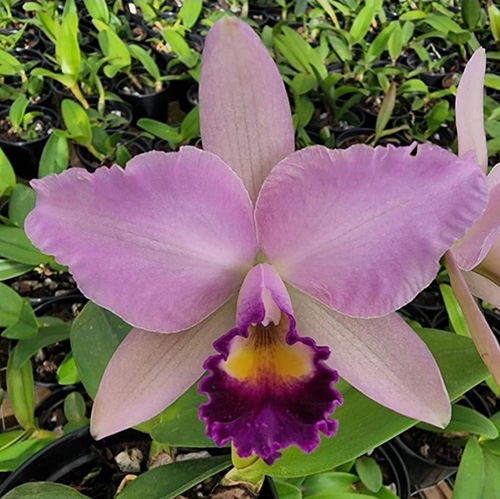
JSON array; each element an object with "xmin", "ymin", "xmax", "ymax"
[
  {"xmin": 0, "ymin": 260, "xmax": 33, "ymax": 281},
  {"xmin": 180, "ymin": 106, "xmax": 200, "ymax": 142},
  {"xmin": 56, "ymin": 11, "xmax": 80, "ymax": 77},
  {"xmin": 482, "ymin": 448, "xmax": 500, "ymax": 497},
  {"xmin": 440, "ymin": 283, "xmax": 470, "ymax": 337},
  {"xmin": 302, "ymin": 472, "xmax": 357, "ymax": 496},
  {"xmin": 0, "ymin": 146, "xmax": 15, "ymax": 198},
  {"xmin": 0, "ymin": 437, "xmax": 58, "ymax": 472},
  {"xmin": 426, "ymin": 100, "xmax": 450, "ymax": 135},
  {"xmin": 485, "ymin": 73, "xmax": 500, "ymax": 91},
  {"xmin": 290, "ymin": 74, "xmax": 317, "ymax": 95},
  {"xmin": 8, "ymin": 184, "xmax": 36, "ymax": 227},
  {"xmin": 61, "ymin": 99, "xmax": 92, "ymax": 145},
  {"xmin": 0, "ymin": 226, "xmax": 51, "ymax": 265},
  {"xmin": 488, "ymin": 3, "xmax": 500, "ymax": 42},
  {"xmin": 447, "ymin": 405, "xmax": 498, "ymax": 438},
  {"xmin": 64, "ymin": 391, "xmax": 87, "ymax": 422},
  {"xmin": 70, "ymin": 302, "xmax": 130, "ymax": 398},
  {"xmin": 249, "ymin": 328, "xmax": 488, "ymax": 477},
  {"xmin": 328, "ymin": 35, "xmax": 352, "ymax": 62},
  {"xmin": 117, "ymin": 456, "xmax": 231, "ymax": 499},
  {"xmin": 138, "ymin": 119, "xmax": 182, "ymax": 144},
  {"xmin": 349, "ymin": 3, "xmax": 375, "ymax": 44},
  {"xmin": 388, "ymin": 22, "xmax": 403, "ymax": 61},
  {"xmin": 355, "ymin": 457, "xmax": 382, "ymax": 493},
  {"xmin": 95, "ymin": 21, "xmax": 131, "ymax": 75},
  {"xmin": 400, "ymin": 10, "xmax": 427, "ymax": 21},
  {"xmin": 150, "ymin": 383, "xmax": 214, "ymax": 446},
  {"xmin": 2, "ymin": 299, "xmax": 38, "ymax": 340},
  {"xmin": 83, "ymin": 0, "xmax": 109, "ymax": 24},
  {"xmin": 39, "ymin": 132, "xmax": 70, "ymax": 177},
  {"xmin": 425, "ymin": 13, "xmax": 463, "ymax": 34},
  {"xmin": 11, "ymin": 324, "xmax": 71, "ymax": 369},
  {"xmin": 274, "ymin": 480, "xmax": 303, "ymax": 499},
  {"xmin": 398, "ymin": 79, "xmax": 428, "ymax": 94},
  {"xmin": 375, "ymin": 82, "xmax": 396, "ymax": 141},
  {"xmin": 453, "ymin": 437, "xmax": 484, "ymax": 499},
  {"xmin": 0, "ymin": 282, "xmax": 23, "ymax": 327},
  {"xmin": 57, "ymin": 352, "xmax": 81, "ymax": 385},
  {"xmin": 3, "ymin": 482, "xmax": 88, "ymax": 498},
  {"xmin": 366, "ymin": 24, "xmax": 394, "ymax": 61},
  {"xmin": 9, "ymin": 94, "xmax": 28, "ymax": 131},
  {"xmin": 179, "ymin": 0, "xmax": 202, "ymax": 29},
  {"xmin": 6, "ymin": 355, "xmax": 35, "ymax": 430},
  {"xmin": 128, "ymin": 45, "xmax": 161, "ymax": 82},
  {"xmin": 31, "ymin": 68, "xmax": 76, "ymax": 88}
]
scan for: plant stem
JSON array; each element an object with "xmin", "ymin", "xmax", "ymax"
[{"xmin": 70, "ymin": 84, "xmax": 89, "ymax": 109}]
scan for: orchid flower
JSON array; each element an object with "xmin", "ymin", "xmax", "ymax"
[
  {"xmin": 25, "ymin": 18, "xmax": 487, "ymax": 465},
  {"xmin": 447, "ymin": 47, "xmax": 500, "ymax": 386}
]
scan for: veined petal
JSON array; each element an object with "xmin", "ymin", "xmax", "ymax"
[
  {"xmin": 199, "ymin": 264, "xmax": 341, "ymax": 465},
  {"xmin": 463, "ymin": 270, "xmax": 500, "ymax": 310},
  {"xmin": 26, "ymin": 148, "xmax": 257, "ymax": 333},
  {"xmin": 452, "ymin": 163, "xmax": 500, "ymax": 270},
  {"xmin": 289, "ymin": 288, "xmax": 451, "ymax": 428},
  {"xmin": 199, "ymin": 17, "xmax": 294, "ymax": 203},
  {"xmin": 255, "ymin": 144, "xmax": 487, "ymax": 318},
  {"xmin": 456, "ymin": 48, "xmax": 487, "ymax": 172},
  {"xmin": 473, "ymin": 235, "xmax": 500, "ymax": 289},
  {"xmin": 445, "ymin": 253, "xmax": 500, "ymax": 386},
  {"xmin": 91, "ymin": 298, "xmax": 236, "ymax": 439}
]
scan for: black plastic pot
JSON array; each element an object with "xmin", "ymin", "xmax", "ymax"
[
  {"xmin": 374, "ymin": 442, "xmax": 411, "ymax": 499},
  {"xmin": 0, "ymin": 427, "xmax": 150, "ymax": 495},
  {"xmin": 4, "ymin": 48, "xmax": 45, "ymax": 86},
  {"xmin": 115, "ymin": 74, "xmax": 170, "ymax": 123},
  {"xmin": 86, "ymin": 97, "xmax": 134, "ymax": 132},
  {"xmin": 393, "ymin": 435, "xmax": 457, "ymax": 490},
  {"xmin": 0, "ymin": 28, "xmax": 39, "ymax": 50},
  {"xmin": 75, "ymin": 131, "xmax": 149, "ymax": 172},
  {"xmin": 362, "ymin": 96, "xmax": 411, "ymax": 129},
  {"xmin": 0, "ymin": 105, "xmax": 59, "ymax": 179}
]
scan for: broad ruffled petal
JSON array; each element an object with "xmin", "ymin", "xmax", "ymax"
[
  {"xmin": 255, "ymin": 144, "xmax": 487, "ymax": 318},
  {"xmin": 289, "ymin": 288, "xmax": 451, "ymax": 428},
  {"xmin": 452, "ymin": 163, "xmax": 500, "ymax": 270},
  {"xmin": 199, "ymin": 264, "xmax": 341, "ymax": 464},
  {"xmin": 26, "ymin": 148, "xmax": 257, "ymax": 333},
  {"xmin": 456, "ymin": 48, "xmax": 488, "ymax": 172},
  {"xmin": 199, "ymin": 17, "xmax": 294, "ymax": 203},
  {"xmin": 445, "ymin": 253, "xmax": 500, "ymax": 386},
  {"xmin": 91, "ymin": 299, "xmax": 236, "ymax": 439},
  {"xmin": 464, "ymin": 270, "xmax": 500, "ymax": 310}
]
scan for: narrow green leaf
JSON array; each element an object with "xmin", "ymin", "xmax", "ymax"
[
  {"xmin": 0, "ymin": 260, "xmax": 33, "ymax": 281},
  {"xmin": 179, "ymin": 0, "xmax": 202, "ymax": 29},
  {"xmin": 0, "ymin": 146, "xmax": 15, "ymax": 197},
  {"xmin": 56, "ymin": 11, "xmax": 80, "ymax": 77},
  {"xmin": 83, "ymin": 0, "xmax": 109, "ymax": 24},
  {"xmin": 0, "ymin": 226, "xmax": 51, "ymax": 265},
  {"xmin": 0, "ymin": 437, "xmax": 58, "ymax": 473},
  {"xmin": 302, "ymin": 472, "xmax": 357, "ymax": 496},
  {"xmin": 61, "ymin": 99, "xmax": 92, "ymax": 144},
  {"xmin": 0, "ymin": 282, "xmax": 23, "ymax": 327},
  {"xmin": 2, "ymin": 299, "xmax": 38, "ymax": 340},
  {"xmin": 388, "ymin": 22, "xmax": 403, "ymax": 61},
  {"xmin": 12, "ymin": 324, "xmax": 71, "ymax": 369},
  {"xmin": 440, "ymin": 283, "xmax": 470, "ymax": 337},
  {"xmin": 3, "ymin": 482, "xmax": 87, "ymax": 498},
  {"xmin": 64, "ymin": 391, "xmax": 87, "ymax": 422},
  {"xmin": 485, "ymin": 73, "xmax": 500, "ymax": 91},
  {"xmin": 31, "ymin": 68, "xmax": 76, "ymax": 88},
  {"xmin": 128, "ymin": 45, "xmax": 161, "ymax": 82},
  {"xmin": 8, "ymin": 184, "xmax": 36, "ymax": 227},
  {"xmin": 6, "ymin": 355, "xmax": 35, "ymax": 430},
  {"xmin": 355, "ymin": 457, "xmax": 382, "ymax": 493},
  {"xmin": 349, "ymin": 3, "xmax": 375, "ymax": 44},
  {"xmin": 274, "ymin": 480, "xmax": 302, "ymax": 499},
  {"xmin": 375, "ymin": 82, "xmax": 396, "ymax": 141},
  {"xmin": 453, "ymin": 437, "xmax": 484, "ymax": 499},
  {"xmin": 425, "ymin": 13, "xmax": 463, "ymax": 34},
  {"xmin": 138, "ymin": 119, "xmax": 182, "ymax": 143},
  {"xmin": 118, "ymin": 456, "xmax": 231, "ymax": 499},
  {"xmin": 400, "ymin": 10, "xmax": 427, "ymax": 21},
  {"xmin": 180, "ymin": 106, "xmax": 200, "ymax": 142},
  {"xmin": 70, "ymin": 302, "xmax": 130, "ymax": 398},
  {"xmin": 426, "ymin": 100, "xmax": 450, "ymax": 134},
  {"xmin": 9, "ymin": 95, "xmax": 28, "ymax": 131},
  {"xmin": 488, "ymin": 3, "xmax": 500, "ymax": 42},
  {"xmin": 39, "ymin": 132, "xmax": 70, "ymax": 177},
  {"xmin": 482, "ymin": 448, "xmax": 500, "ymax": 497}
]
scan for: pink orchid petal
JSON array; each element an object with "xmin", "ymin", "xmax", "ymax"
[
  {"xmin": 456, "ymin": 48, "xmax": 488, "ymax": 172},
  {"xmin": 463, "ymin": 270, "xmax": 500, "ymax": 310},
  {"xmin": 91, "ymin": 298, "xmax": 236, "ymax": 439},
  {"xmin": 255, "ymin": 144, "xmax": 487, "ymax": 318},
  {"xmin": 473, "ymin": 234, "xmax": 500, "ymax": 289},
  {"xmin": 452, "ymin": 163, "xmax": 500, "ymax": 270},
  {"xmin": 445, "ymin": 253, "xmax": 500, "ymax": 386},
  {"xmin": 199, "ymin": 17, "xmax": 294, "ymax": 203},
  {"xmin": 289, "ymin": 288, "xmax": 451, "ymax": 428},
  {"xmin": 26, "ymin": 148, "xmax": 257, "ymax": 333}
]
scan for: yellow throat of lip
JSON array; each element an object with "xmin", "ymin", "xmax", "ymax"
[{"xmin": 221, "ymin": 313, "xmax": 314, "ymax": 384}]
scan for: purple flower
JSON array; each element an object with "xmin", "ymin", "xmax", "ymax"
[
  {"xmin": 25, "ymin": 18, "xmax": 487, "ymax": 464},
  {"xmin": 445, "ymin": 48, "xmax": 500, "ymax": 386}
]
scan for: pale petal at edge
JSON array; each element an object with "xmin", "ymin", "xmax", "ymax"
[
  {"xmin": 289, "ymin": 288, "xmax": 451, "ymax": 428},
  {"xmin": 199, "ymin": 17, "xmax": 294, "ymax": 202},
  {"xmin": 91, "ymin": 298, "xmax": 237, "ymax": 439},
  {"xmin": 464, "ymin": 270, "xmax": 500, "ymax": 311},
  {"xmin": 456, "ymin": 47, "xmax": 488, "ymax": 172},
  {"xmin": 446, "ymin": 252, "xmax": 500, "ymax": 386}
]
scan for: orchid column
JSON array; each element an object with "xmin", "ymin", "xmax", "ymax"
[{"xmin": 25, "ymin": 18, "xmax": 487, "ymax": 464}]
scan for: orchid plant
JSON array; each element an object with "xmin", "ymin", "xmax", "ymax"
[
  {"xmin": 444, "ymin": 47, "xmax": 500, "ymax": 387},
  {"xmin": 25, "ymin": 17, "xmax": 488, "ymax": 469}
]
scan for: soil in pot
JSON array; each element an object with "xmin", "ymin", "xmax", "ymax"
[
  {"xmin": 115, "ymin": 74, "xmax": 170, "ymax": 123},
  {"xmin": 0, "ymin": 105, "xmax": 58, "ymax": 179},
  {"xmin": 307, "ymin": 99, "xmax": 366, "ymax": 135},
  {"xmin": 0, "ymin": 28, "xmax": 39, "ymax": 50},
  {"xmin": 8, "ymin": 268, "xmax": 77, "ymax": 301}
]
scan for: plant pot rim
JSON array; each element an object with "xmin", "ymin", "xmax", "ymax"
[
  {"xmin": 0, "ymin": 105, "xmax": 59, "ymax": 147},
  {"xmin": 115, "ymin": 72, "xmax": 170, "ymax": 98}
]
